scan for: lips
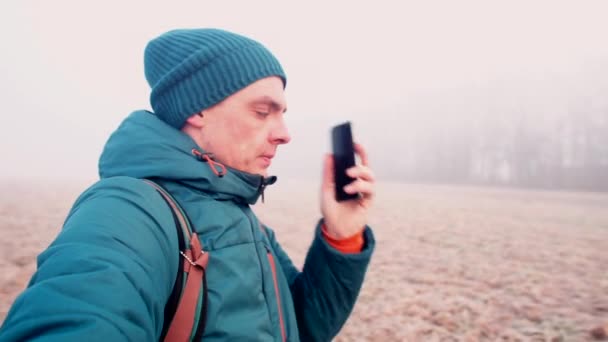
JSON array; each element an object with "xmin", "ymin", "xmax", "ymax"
[{"xmin": 259, "ymin": 153, "xmax": 275, "ymax": 167}]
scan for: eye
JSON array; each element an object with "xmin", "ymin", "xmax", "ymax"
[{"xmin": 256, "ymin": 111, "xmax": 270, "ymax": 118}]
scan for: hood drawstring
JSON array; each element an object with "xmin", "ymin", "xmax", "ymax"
[
  {"xmin": 192, "ymin": 149, "xmax": 275, "ymax": 203},
  {"xmin": 192, "ymin": 149, "xmax": 227, "ymax": 178}
]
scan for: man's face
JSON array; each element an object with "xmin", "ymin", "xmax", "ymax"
[{"xmin": 197, "ymin": 76, "xmax": 290, "ymax": 177}]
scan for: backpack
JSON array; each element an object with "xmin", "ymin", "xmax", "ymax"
[{"xmin": 144, "ymin": 180, "xmax": 208, "ymax": 342}]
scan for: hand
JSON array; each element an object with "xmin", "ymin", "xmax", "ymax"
[{"xmin": 321, "ymin": 143, "xmax": 375, "ymax": 239}]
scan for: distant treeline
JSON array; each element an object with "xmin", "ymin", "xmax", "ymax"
[{"xmin": 378, "ymin": 108, "xmax": 608, "ymax": 192}]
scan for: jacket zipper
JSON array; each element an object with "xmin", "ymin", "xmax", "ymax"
[
  {"xmin": 258, "ymin": 176, "xmax": 267, "ymax": 203},
  {"xmin": 265, "ymin": 246, "xmax": 287, "ymax": 342},
  {"xmin": 241, "ymin": 206, "xmax": 287, "ymax": 341}
]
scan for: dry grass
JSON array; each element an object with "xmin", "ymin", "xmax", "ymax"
[{"xmin": 1, "ymin": 179, "xmax": 607, "ymax": 341}]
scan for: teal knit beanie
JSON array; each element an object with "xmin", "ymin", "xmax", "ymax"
[{"xmin": 144, "ymin": 28, "xmax": 286, "ymax": 129}]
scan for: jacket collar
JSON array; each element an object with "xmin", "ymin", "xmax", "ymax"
[{"xmin": 99, "ymin": 110, "xmax": 276, "ymax": 205}]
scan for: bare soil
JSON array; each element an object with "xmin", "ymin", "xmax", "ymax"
[{"xmin": 1, "ymin": 179, "xmax": 607, "ymax": 341}]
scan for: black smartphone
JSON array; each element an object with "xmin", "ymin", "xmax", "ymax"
[{"xmin": 331, "ymin": 121, "xmax": 359, "ymax": 201}]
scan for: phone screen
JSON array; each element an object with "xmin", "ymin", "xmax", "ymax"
[{"xmin": 331, "ymin": 122, "xmax": 359, "ymax": 201}]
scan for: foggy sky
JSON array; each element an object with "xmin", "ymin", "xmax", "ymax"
[{"xmin": 1, "ymin": 1, "xmax": 608, "ymax": 182}]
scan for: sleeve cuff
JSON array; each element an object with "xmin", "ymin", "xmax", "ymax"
[{"xmin": 321, "ymin": 223, "xmax": 365, "ymax": 254}]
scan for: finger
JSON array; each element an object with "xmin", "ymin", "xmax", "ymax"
[
  {"xmin": 353, "ymin": 143, "xmax": 370, "ymax": 166},
  {"xmin": 321, "ymin": 153, "xmax": 335, "ymax": 191},
  {"xmin": 343, "ymin": 179, "xmax": 374, "ymax": 198},
  {"xmin": 346, "ymin": 165, "xmax": 375, "ymax": 182}
]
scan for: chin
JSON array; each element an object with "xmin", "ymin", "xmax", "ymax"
[
  {"xmin": 245, "ymin": 167, "xmax": 267, "ymax": 177},
  {"xmin": 258, "ymin": 168, "xmax": 270, "ymax": 177}
]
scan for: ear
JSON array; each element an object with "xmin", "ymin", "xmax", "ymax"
[{"xmin": 184, "ymin": 111, "xmax": 205, "ymax": 129}]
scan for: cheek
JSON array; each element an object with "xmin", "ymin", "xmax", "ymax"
[{"xmin": 224, "ymin": 121, "xmax": 261, "ymax": 158}]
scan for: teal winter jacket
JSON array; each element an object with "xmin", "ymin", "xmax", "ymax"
[{"xmin": 0, "ymin": 110, "xmax": 375, "ymax": 341}]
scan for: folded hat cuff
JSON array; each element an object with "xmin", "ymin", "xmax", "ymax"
[{"xmin": 151, "ymin": 42, "xmax": 286, "ymax": 129}]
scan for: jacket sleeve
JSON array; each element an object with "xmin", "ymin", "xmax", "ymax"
[
  {"xmin": 267, "ymin": 219, "xmax": 375, "ymax": 342},
  {"xmin": 0, "ymin": 177, "xmax": 179, "ymax": 342}
]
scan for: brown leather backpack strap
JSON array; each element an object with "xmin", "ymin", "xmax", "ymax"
[
  {"xmin": 143, "ymin": 180, "xmax": 208, "ymax": 342},
  {"xmin": 165, "ymin": 234, "xmax": 208, "ymax": 341}
]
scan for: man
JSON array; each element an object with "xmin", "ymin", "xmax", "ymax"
[{"xmin": 0, "ymin": 28, "xmax": 375, "ymax": 341}]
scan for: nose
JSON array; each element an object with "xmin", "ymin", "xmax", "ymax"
[{"xmin": 269, "ymin": 117, "xmax": 291, "ymax": 145}]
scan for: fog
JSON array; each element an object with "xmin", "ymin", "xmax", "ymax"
[{"xmin": 1, "ymin": 1, "xmax": 607, "ymax": 191}]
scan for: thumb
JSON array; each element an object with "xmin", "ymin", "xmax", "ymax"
[{"xmin": 321, "ymin": 153, "xmax": 335, "ymax": 192}]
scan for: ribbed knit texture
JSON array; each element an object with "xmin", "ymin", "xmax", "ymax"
[{"xmin": 144, "ymin": 28, "xmax": 286, "ymax": 129}]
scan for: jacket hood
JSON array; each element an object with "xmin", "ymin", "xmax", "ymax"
[{"xmin": 99, "ymin": 110, "xmax": 276, "ymax": 204}]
